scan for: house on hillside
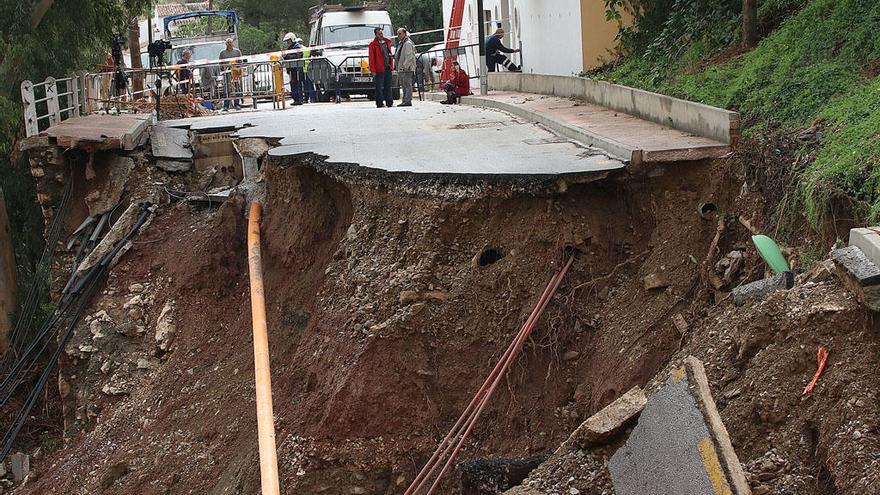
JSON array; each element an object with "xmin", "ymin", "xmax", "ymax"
[{"xmin": 441, "ymin": 0, "xmax": 634, "ymax": 76}]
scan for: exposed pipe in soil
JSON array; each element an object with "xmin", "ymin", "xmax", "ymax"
[
  {"xmin": 246, "ymin": 201, "xmax": 281, "ymax": 495},
  {"xmin": 406, "ymin": 255, "xmax": 575, "ymax": 495}
]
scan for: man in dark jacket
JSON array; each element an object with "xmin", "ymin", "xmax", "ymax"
[
  {"xmin": 485, "ymin": 28, "xmax": 521, "ymax": 72},
  {"xmin": 368, "ymin": 27, "xmax": 394, "ymax": 108},
  {"xmin": 282, "ymin": 32, "xmax": 304, "ymax": 105}
]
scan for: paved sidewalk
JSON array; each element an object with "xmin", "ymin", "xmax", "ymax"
[{"xmin": 452, "ymin": 91, "xmax": 732, "ymax": 165}]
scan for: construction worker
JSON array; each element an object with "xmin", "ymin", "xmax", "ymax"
[
  {"xmin": 302, "ymin": 42, "xmax": 318, "ymax": 103},
  {"xmin": 282, "ymin": 32, "xmax": 304, "ymax": 106},
  {"xmin": 368, "ymin": 27, "xmax": 394, "ymax": 108},
  {"xmin": 485, "ymin": 28, "xmax": 521, "ymax": 72},
  {"xmin": 395, "ymin": 27, "xmax": 416, "ymax": 106}
]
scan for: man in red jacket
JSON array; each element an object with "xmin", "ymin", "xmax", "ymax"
[
  {"xmin": 368, "ymin": 27, "xmax": 394, "ymax": 108},
  {"xmin": 440, "ymin": 61, "xmax": 471, "ymax": 104}
]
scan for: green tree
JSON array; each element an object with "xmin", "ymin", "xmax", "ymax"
[{"xmin": 0, "ymin": 0, "xmax": 151, "ymax": 329}]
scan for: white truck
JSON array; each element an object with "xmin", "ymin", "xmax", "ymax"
[{"xmin": 308, "ymin": 3, "xmax": 398, "ymax": 101}]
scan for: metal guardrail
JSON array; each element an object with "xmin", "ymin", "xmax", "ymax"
[
  {"xmin": 21, "ymin": 76, "xmax": 83, "ymax": 137},
  {"xmin": 20, "ymin": 42, "xmax": 485, "ymax": 137}
]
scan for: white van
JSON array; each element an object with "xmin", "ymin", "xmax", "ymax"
[{"xmin": 308, "ymin": 4, "xmax": 397, "ymax": 101}]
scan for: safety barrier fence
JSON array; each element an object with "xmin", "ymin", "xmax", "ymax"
[{"xmin": 20, "ymin": 41, "xmax": 490, "ymax": 137}]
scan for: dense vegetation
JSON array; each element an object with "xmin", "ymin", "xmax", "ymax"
[
  {"xmin": 595, "ymin": 0, "xmax": 880, "ymax": 228},
  {"xmin": 0, "ymin": 0, "xmax": 151, "ymax": 329}
]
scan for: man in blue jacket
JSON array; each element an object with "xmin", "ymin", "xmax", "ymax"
[{"xmin": 485, "ymin": 28, "xmax": 521, "ymax": 72}]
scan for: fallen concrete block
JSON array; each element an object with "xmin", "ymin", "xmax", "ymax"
[
  {"xmin": 732, "ymin": 271, "xmax": 793, "ymax": 306},
  {"xmin": 150, "ymin": 125, "xmax": 192, "ymax": 160},
  {"xmin": 571, "ymin": 386, "xmax": 646, "ymax": 449},
  {"xmin": 643, "ymin": 273, "xmax": 670, "ymax": 290},
  {"xmin": 85, "ymin": 154, "xmax": 134, "ymax": 216},
  {"xmin": 832, "ymin": 246, "xmax": 880, "ymax": 285},
  {"xmin": 608, "ymin": 356, "xmax": 751, "ymax": 495},
  {"xmin": 832, "ymin": 246, "xmax": 880, "ymax": 311},
  {"xmin": 9, "ymin": 452, "xmax": 28, "ymax": 482}
]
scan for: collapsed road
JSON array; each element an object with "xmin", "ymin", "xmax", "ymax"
[{"xmin": 5, "ymin": 77, "xmax": 880, "ymax": 495}]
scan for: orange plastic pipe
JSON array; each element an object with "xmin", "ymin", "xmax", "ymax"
[{"xmin": 247, "ymin": 201, "xmax": 281, "ymax": 495}]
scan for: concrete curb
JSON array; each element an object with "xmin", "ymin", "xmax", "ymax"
[
  {"xmin": 426, "ymin": 92, "xmax": 637, "ymax": 163},
  {"xmin": 489, "ymin": 73, "xmax": 740, "ymax": 145},
  {"xmin": 685, "ymin": 356, "xmax": 751, "ymax": 495}
]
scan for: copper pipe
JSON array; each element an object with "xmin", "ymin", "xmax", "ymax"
[{"xmin": 247, "ymin": 201, "xmax": 281, "ymax": 495}]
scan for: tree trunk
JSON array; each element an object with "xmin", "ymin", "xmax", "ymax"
[
  {"xmin": 128, "ymin": 18, "xmax": 144, "ymax": 97},
  {"xmin": 743, "ymin": 0, "xmax": 758, "ymax": 48},
  {"xmin": 0, "ymin": 188, "xmax": 16, "ymax": 354},
  {"xmin": 31, "ymin": 0, "xmax": 55, "ymax": 28}
]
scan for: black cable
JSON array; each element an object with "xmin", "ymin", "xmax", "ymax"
[{"xmin": 0, "ymin": 204, "xmax": 152, "ymax": 461}]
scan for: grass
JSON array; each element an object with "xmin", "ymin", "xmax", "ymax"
[{"xmin": 592, "ymin": 0, "xmax": 880, "ymax": 226}]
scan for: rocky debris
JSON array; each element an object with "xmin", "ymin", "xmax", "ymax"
[
  {"xmin": 832, "ymin": 245, "xmax": 880, "ymax": 311},
  {"xmin": 715, "ymin": 250, "xmax": 745, "ymax": 284},
  {"xmin": 10, "ymin": 453, "xmax": 29, "ymax": 482},
  {"xmin": 85, "ymin": 154, "xmax": 134, "ymax": 216},
  {"xmin": 154, "ymin": 301, "xmax": 176, "ymax": 353},
  {"xmin": 732, "ymin": 271, "xmax": 793, "ymax": 306},
  {"xmin": 100, "ymin": 461, "xmax": 130, "ymax": 488},
  {"xmin": 569, "ymin": 387, "xmax": 646, "ymax": 449},
  {"xmin": 608, "ymin": 357, "xmax": 749, "ymax": 495},
  {"xmin": 156, "ymin": 159, "xmax": 193, "ymax": 173},
  {"xmin": 460, "ymin": 456, "xmax": 547, "ymax": 494},
  {"xmin": 642, "ymin": 272, "xmax": 670, "ymax": 290}
]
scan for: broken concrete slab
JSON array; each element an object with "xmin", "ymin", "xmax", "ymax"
[
  {"xmin": 832, "ymin": 246, "xmax": 880, "ymax": 286},
  {"xmin": 10, "ymin": 452, "xmax": 29, "ymax": 482},
  {"xmin": 832, "ymin": 246, "xmax": 880, "ymax": 311},
  {"xmin": 150, "ymin": 125, "xmax": 192, "ymax": 160},
  {"xmin": 76, "ymin": 203, "xmax": 154, "ymax": 278},
  {"xmin": 85, "ymin": 154, "xmax": 134, "ymax": 216},
  {"xmin": 571, "ymin": 386, "xmax": 646, "ymax": 449},
  {"xmin": 732, "ymin": 271, "xmax": 793, "ymax": 306},
  {"xmin": 156, "ymin": 159, "xmax": 192, "ymax": 173},
  {"xmin": 608, "ymin": 356, "xmax": 750, "ymax": 495}
]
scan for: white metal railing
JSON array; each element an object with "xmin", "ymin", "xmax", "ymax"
[{"xmin": 21, "ymin": 76, "xmax": 83, "ymax": 137}]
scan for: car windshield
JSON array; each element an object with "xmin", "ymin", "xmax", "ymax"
[
  {"xmin": 172, "ymin": 42, "xmax": 229, "ymax": 63},
  {"xmin": 322, "ymin": 24, "xmax": 391, "ymax": 47}
]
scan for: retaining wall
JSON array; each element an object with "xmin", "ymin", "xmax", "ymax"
[{"xmin": 488, "ymin": 73, "xmax": 740, "ymax": 145}]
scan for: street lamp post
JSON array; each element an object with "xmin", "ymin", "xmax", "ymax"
[{"xmin": 477, "ymin": 0, "xmax": 488, "ymax": 95}]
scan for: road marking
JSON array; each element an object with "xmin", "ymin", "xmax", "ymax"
[{"xmin": 698, "ymin": 437, "xmax": 733, "ymax": 495}]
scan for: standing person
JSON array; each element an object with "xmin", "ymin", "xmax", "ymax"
[
  {"xmin": 394, "ymin": 27, "xmax": 416, "ymax": 107},
  {"xmin": 440, "ymin": 61, "xmax": 470, "ymax": 104},
  {"xmin": 485, "ymin": 28, "xmax": 521, "ymax": 72},
  {"xmin": 218, "ymin": 38, "xmax": 242, "ymax": 110},
  {"xmin": 368, "ymin": 27, "xmax": 394, "ymax": 108},
  {"xmin": 282, "ymin": 32, "xmax": 304, "ymax": 105},
  {"xmin": 302, "ymin": 43, "xmax": 318, "ymax": 103},
  {"xmin": 175, "ymin": 50, "xmax": 192, "ymax": 95}
]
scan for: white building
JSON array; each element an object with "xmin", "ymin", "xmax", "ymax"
[{"xmin": 441, "ymin": 0, "xmax": 633, "ymax": 76}]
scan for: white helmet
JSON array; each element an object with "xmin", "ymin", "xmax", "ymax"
[{"xmin": 283, "ymin": 32, "xmax": 296, "ymax": 43}]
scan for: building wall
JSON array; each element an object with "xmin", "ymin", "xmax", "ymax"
[
  {"xmin": 442, "ymin": 0, "xmax": 584, "ymax": 76},
  {"xmin": 580, "ymin": 0, "xmax": 634, "ymax": 70}
]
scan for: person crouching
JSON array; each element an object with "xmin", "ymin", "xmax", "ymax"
[{"xmin": 441, "ymin": 61, "xmax": 470, "ymax": 104}]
